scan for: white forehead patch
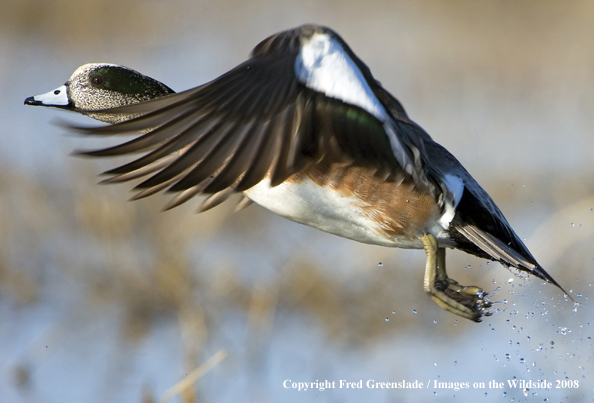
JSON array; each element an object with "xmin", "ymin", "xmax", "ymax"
[
  {"xmin": 295, "ymin": 33, "xmax": 387, "ymax": 121},
  {"xmin": 33, "ymin": 85, "xmax": 69, "ymax": 106}
]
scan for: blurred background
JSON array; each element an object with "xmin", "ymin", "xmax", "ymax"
[{"xmin": 1, "ymin": 0, "xmax": 593, "ymax": 402}]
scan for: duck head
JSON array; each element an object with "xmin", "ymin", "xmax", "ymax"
[{"xmin": 25, "ymin": 63, "xmax": 174, "ymax": 124}]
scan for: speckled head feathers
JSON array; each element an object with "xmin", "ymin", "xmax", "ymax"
[{"xmin": 25, "ymin": 63, "xmax": 174, "ymax": 124}]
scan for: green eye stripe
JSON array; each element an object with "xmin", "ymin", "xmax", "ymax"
[{"xmin": 91, "ymin": 67, "xmax": 167, "ymax": 97}]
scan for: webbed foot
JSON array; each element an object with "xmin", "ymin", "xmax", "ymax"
[{"xmin": 421, "ymin": 233, "xmax": 492, "ymax": 322}]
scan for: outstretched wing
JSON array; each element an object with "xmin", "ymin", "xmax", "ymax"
[{"xmin": 69, "ymin": 27, "xmax": 438, "ymax": 210}]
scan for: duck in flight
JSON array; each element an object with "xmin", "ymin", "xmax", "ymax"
[{"xmin": 25, "ymin": 24, "xmax": 567, "ymax": 322}]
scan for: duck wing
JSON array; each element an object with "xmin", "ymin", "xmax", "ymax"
[{"xmin": 68, "ymin": 25, "xmax": 439, "ymax": 209}]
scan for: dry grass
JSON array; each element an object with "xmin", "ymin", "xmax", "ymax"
[{"xmin": 2, "ymin": 162, "xmax": 591, "ymax": 400}]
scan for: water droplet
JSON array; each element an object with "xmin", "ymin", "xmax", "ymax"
[
  {"xmin": 378, "ymin": 262, "xmax": 383, "ymax": 267},
  {"xmin": 550, "ymin": 341, "xmax": 554, "ymax": 345},
  {"xmin": 412, "ymin": 309, "xmax": 417, "ymax": 315},
  {"xmin": 559, "ymin": 327, "xmax": 568, "ymax": 335},
  {"xmin": 519, "ymin": 358, "xmax": 525, "ymax": 363},
  {"xmin": 392, "ymin": 311, "xmax": 395, "ymax": 315},
  {"xmin": 508, "ymin": 278, "xmax": 514, "ymax": 284},
  {"xmin": 385, "ymin": 318, "xmax": 389, "ymax": 322},
  {"xmin": 453, "ymin": 361, "xmax": 457, "ymax": 366}
]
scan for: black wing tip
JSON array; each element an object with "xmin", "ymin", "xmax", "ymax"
[
  {"xmin": 54, "ymin": 116, "xmax": 140, "ymax": 135},
  {"xmin": 52, "ymin": 117, "xmax": 101, "ymax": 132},
  {"xmin": 71, "ymin": 149, "xmax": 111, "ymax": 157}
]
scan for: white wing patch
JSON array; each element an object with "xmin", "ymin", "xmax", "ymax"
[
  {"xmin": 33, "ymin": 85, "xmax": 69, "ymax": 106},
  {"xmin": 437, "ymin": 174, "xmax": 465, "ymax": 229},
  {"xmin": 295, "ymin": 33, "xmax": 416, "ymax": 171},
  {"xmin": 295, "ymin": 33, "xmax": 388, "ymax": 121}
]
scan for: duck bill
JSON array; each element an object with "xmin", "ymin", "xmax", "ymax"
[{"xmin": 24, "ymin": 84, "xmax": 71, "ymax": 108}]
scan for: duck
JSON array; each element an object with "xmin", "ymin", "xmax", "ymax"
[{"xmin": 25, "ymin": 25, "xmax": 567, "ymax": 322}]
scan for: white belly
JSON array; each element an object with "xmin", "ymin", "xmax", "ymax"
[{"xmin": 242, "ymin": 177, "xmax": 425, "ymax": 249}]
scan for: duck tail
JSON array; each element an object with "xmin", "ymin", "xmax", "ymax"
[{"xmin": 456, "ymin": 223, "xmax": 571, "ymax": 299}]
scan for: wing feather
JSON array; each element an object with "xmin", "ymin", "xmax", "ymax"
[{"xmin": 69, "ymin": 27, "xmax": 440, "ymax": 211}]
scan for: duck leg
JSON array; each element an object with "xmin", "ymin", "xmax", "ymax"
[{"xmin": 421, "ymin": 233, "xmax": 491, "ymax": 322}]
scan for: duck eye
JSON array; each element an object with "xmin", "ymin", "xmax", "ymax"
[
  {"xmin": 54, "ymin": 89, "xmax": 61, "ymax": 95},
  {"xmin": 91, "ymin": 76, "xmax": 104, "ymax": 86}
]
